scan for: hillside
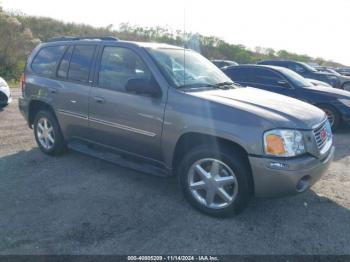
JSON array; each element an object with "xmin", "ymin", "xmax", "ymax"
[{"xmin": 0, "ymin": 6, "xmax": 345, "ymax": 81}]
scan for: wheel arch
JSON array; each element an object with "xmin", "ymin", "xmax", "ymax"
[
  {"xmin": 172, "ymin": 132, "xmax": 254, "ymax": 193},
  {"xmin": 28, "ymin": 99, "xmax": 57, "ymax": 128},
  {"xmin": 341, "ymin": 81, "xmax": 350, "ymax": 90}
]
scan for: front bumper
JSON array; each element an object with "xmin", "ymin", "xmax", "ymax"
[{"xmin": 249, "ymin": 146, "xmax": 335, "ymax": 198}]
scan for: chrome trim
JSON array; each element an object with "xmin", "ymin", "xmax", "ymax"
[
  {"xmin": 312, "ymin": 118, "xmax": 327, "ymax": 130},
  {"xmin": 89, "ymin": 117, "xmax": 156, "ymax": 137},
  {"xmin": 313, "ymin": 119, "xmax": 333, "ymax": 155},
  {"xmin": 57, "ymin": 110, "xmax": 88, "ymax": 120}
]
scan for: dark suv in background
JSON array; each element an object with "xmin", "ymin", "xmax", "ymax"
[
  {"xmin": 18, "ymin": 37, "xmax": 334, "ymax": 217},
  {"xmin": 211, "ymin": 60, "xmax": 238, "ymax": 69},
  {"xmin": 258, "ymin": 60, "xmax": 350, "ymax": 90},
  {"xmin": 223, "ymin": 65, "xmax": 350, "ymax": 130}
]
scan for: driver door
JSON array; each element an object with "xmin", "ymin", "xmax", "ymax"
[{"xmin": 88, "ymin": 46, "xmax": 165, "ymax": 161}]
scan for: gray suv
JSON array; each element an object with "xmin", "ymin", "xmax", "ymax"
[{"xmin": 19, "ymin": 37, "xmax": 335, "ymax": 217}]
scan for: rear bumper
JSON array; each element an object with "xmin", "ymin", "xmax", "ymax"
[
  {"xmin": 18, "ymin": 96, "xmax": 30, "ymax": 125},
  {"xmin": 249, "ymin": 146, "xmax": 334, "ymax": 198}
]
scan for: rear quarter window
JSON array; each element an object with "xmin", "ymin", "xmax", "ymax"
[{"xmin": 31, "ymin": 45, "xmax": 66, "ymax": 76}]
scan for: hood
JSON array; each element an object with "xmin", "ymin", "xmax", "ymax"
[
  {"xmin": 189, "ymin": 87, "xmax": 326, "ymax": 130},
  {"xmin": 339, "ymin": 75, "xmax": 350, "ymax": 82},
  {"xmin": 314, "ymin": 71, "xmax": 335, "ymax": 77},
  {"xmin": 303, "ymin": 85, "xmax": 350, "ymax": 99}
]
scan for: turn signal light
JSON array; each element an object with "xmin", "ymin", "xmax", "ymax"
[{"xmin": 265, "ymin": 134, "xmax": 286, "ymax": 155}]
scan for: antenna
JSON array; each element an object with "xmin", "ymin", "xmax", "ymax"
[{"xmin": 183, "ymin": 6, "xmax": 186, "ymax": 87}]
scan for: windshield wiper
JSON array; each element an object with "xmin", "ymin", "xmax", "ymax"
[
  {"xmin": 178, "ymin": 82, "xmax": 235, "ymax": 90},
  {"xmin": 214, "ymin": 82, "xmax": 235, "ymax": 89}
]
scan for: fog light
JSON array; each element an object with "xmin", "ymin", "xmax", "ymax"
[{"xmin": 296, "ymin": 176, "xmax": 311, "ymax": 193}]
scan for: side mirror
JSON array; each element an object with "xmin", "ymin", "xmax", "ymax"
[
  {"xmin": 277, "ymin": 80, "xmax": 291, "ymax": 88},
  {"xmin": 125, "ymin": 78, "xmax": 161, "ymax": 97}
]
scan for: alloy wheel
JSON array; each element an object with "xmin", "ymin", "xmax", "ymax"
[
  {"xmin": 187, "ymin": 158, "xmax": 238, "ymax": 209},
  {"xmin": 36, "ymin": 117, "xmax": 55, "ymax": 150}
]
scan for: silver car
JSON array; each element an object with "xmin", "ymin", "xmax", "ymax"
[{"xmin": 19, "ymin": 37, "xmax": 335, "ymax": 217}]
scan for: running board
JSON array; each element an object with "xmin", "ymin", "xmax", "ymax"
[{"xmin": 68, "ymin": 140, "xmax": 171, "ymax": 177}]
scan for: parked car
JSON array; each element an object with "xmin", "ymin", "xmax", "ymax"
[
  {"xmin": 0, "ymin": 77, "xmax": 11, "ymax": 107},
  {"xmin": 211, "ymin": 59, "xmax": 238, "ymax": 69},
  {"xmin": 258, "ymin": 60, "xmax": 350, "ymax": 90},
  {"xmin": 307, "ymin": 78, "xmax": 332, "ymax": 88},
  {"xmin": 19, "ymin": 37, "xmax": 334, "ymax": 217},
  {"xmin": 336, "ymin": 67, "xmax": 350, "ymax": 77},
  {"xmin": 223, "ymin": 65, "xmax": 350, "ymax": 130},
  {"xmin": 315, "ymin": 67, "xmax": 350, "ymax": 91}
]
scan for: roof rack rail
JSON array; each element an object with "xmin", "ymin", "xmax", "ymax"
[{"xmin": 47, "ymin": 36, "xmax": 119, "ymax": 42}]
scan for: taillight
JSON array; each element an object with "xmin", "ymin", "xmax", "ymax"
[{"xmin": 20, "ymin": 73, "xmax": 25, "ymax": 94}]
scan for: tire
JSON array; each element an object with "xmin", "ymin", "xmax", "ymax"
[
  {"xmin": 318, "ymin": 105, "xmax": 341, "ymax": 131},
  {"xmin": 342, "ymin": 82, "xmax": 350, "ymax": 92},
  {"xmin": 0, "ymin": 91, "xmax": 8, "ymax": 107},
  {"xmin": 33, "ymin": 110, "xmax": 66, "ymax": 155},
  {"xmin": 177, "ymin": 145, "xmax": 252, "ymax": 217}
]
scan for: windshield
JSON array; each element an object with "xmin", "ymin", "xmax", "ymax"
[
  {"xmin": 278, "ymin": 67, "xmax": 312, "ymax": 88},
  {"xmin": 146, "ymin": 48, "xmax": 234, "ymax": 88},
  {"xmin": 299, "ymin": 62, "xmax": 318, "ymax": 72}
]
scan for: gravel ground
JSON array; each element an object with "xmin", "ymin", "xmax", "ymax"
[{"xmin": 0, "ymin": 89, "xmax": 349, "ymax": 255}]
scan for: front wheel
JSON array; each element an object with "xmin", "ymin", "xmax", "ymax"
[
  {"xmin": 178, "ymin": 145, "xmax": 252, "ymax": 217},
  {"xmin": 318, "ymin": 105, "xmax": 340, "ymax": 131},
  {"xmin": 33, "ymin": 110, "xmax": 66, "ymax": 155},
  {"xmin": 343, "ymin": 82, "xmax": 350, "ymax": 92}
]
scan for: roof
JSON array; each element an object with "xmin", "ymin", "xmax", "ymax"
[{"xmin": 45, "ymin": 36, "xmax": 184, "ymax": 50}]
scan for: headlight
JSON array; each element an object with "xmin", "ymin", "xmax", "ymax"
[
  {"xmin": 338, "ymin": 99, "xmax": 350, "ymax": 107},
  {"xmin": 263, "ymin": 129, "xmax": 305, "ymax": 157}
]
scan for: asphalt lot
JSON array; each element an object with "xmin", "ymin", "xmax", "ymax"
[{"xmin": 0, "ymin": 89, "xmax": 349, "ymax": 255}]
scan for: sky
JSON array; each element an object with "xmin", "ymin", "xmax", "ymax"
[{"xmin": 1, "ymin": 0, "xmax": 350, "ymax": 65}]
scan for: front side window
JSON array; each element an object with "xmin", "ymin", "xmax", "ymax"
[
  {"xmin": 32, "ymin": 45, "xmax": 66, "ymax": 76},
  {"xmin": 278, "ymin": 67, "xmax": 312, "ymax": 88},
  {"xmin": 98, "ymin": 46, "xmax": 151, "ymax": 92},
  {"xmin": 68, "ymin": 45, "xmax": 96, "ymax": 83},
  {"xmin": 146, "ymin": 48, "xmax": 233, "ymax": 88}
]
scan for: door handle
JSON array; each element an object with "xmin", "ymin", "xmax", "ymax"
[{"xmin": 93, "ymin": 96, "xmax": 105, "ymax": 104}]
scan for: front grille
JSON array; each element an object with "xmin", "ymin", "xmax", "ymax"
[{"xmin": 313, "ymin": 119, "xmax": 332, "ymax": 152}]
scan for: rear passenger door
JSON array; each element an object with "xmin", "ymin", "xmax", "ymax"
[
  {"xmin": 88, "ymin": 45, "xmax": 165, "ymax": 161},
  {"xmin": 53, "ymin": 44, "xmax": 97, "ymax": 139}
]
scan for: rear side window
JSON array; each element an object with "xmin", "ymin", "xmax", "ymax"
[
  {"xmin": 31, "ymin": 45, "xmax": 66, "ymax": 76},
  {"xmin": 225, "ymin": 68, "xmax": 254, "ymax": 82},
  {"xmin": 288, "ymin": 63, "xmax": 306, "ymax": 74},
  {"xmin": 254, "ymin": 69, "xmax": 284, "ymax": 85},
  {"xmin": 67, "ymin": 45, "xmax": 96, "ymax": 83}
]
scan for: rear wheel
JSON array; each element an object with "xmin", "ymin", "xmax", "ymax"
[
  {"xmin": 318, "ymin": 105, "xmax": 340, "ymax": 131},
  {"xmin": 178, "ymin": 145, "xmax": 252, "ymax": 217},
  {"xmin": 33, "ymin": 110, "xmax": 66, "ymax": 155}
]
